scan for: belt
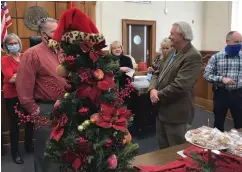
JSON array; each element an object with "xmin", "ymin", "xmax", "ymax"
[
  {"xmin": 35, "ymin": 99, "xmax": 55, "ymax": 104},
  {"xmin": 214, "ymin": 87, "xmax": 242, "ymax": 92}
]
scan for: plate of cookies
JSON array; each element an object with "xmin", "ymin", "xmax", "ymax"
[{"xmin": 185, "ymin": 126, "xmax": 231, "ymax": 150}]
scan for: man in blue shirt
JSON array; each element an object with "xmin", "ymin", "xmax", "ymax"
[{"xmin": 204, "ymin": 31, "xmax": 242, "ymax": 131}]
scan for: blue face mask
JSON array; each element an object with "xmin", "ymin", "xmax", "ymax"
[
  {"xmin": 7, "ymin": 44, "xmax": 20, "ymax": 53},
  {"xmin": 225, "ymin": 44, "xmax": 242, "ymax": 56}
]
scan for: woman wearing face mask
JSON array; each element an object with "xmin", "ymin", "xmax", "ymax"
[
  {"xmin": 1, "ymin": 33, "xmax": 32, "ymax": 164},
  {"xmin": 109, "ymin": 41, "xmax": 134, "ymax": 88},
  {"xmin": 148, "ymin": 38, "xmax": 172, "ymax": 73}
]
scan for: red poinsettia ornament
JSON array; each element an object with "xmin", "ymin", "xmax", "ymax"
[
  {"xmin": 61, "ymin": 137, "xmax": 91, "ymax": 171},
  {"xmin": 50, "ymin": 114, "xmax": 68, "ymax": 141},
  {"xmin": 97, "ymin": 72, "xmax": 116, "ymax": 91},
  {"xmin": 75, "ymin": 85, "xmax": 101, "ymax": 105},
  {"xmin": 91, "ymin": 104, "xmax": 133, "ymax": 131}
]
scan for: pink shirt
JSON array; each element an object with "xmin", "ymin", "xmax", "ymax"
[{"xmin": 16, "ymin": 42, "xmax": 66, "ymax": 114}]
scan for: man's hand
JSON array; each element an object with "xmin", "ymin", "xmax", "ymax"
[
  {"xmin": 31, "ymin": 106, "xmax": 40, "ymax": 116},
  {"xmin": 222, "ymin": 77, "xmax": 236, "ymax": 85},
  {"xmin": 150, "ymin": 89, "xmax": 160, "ymax": 104},
  {"xmin": 120, "ymin": 67, "xmax": 131, "ymax": 73},
  {"xmin": 148, "ymin": 67, "xmax": 154, "ymax": 73}
]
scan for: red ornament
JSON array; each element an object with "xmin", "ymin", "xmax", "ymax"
[
  {"xmin": 65, "ymin": 55, "xmax": 76, "ymax": 67},
  {"xmin": 54, "ymin": 100, "xmax": 61, "ymax": 109},
  {"xmin": 64, "ymin": 84, "xmax": 72, "ymax": 92},
  {"xmin": 97, "ymin": 72, "xmax": 116, "ymax": 91},
  {"xmin": 107, "ymin": 154, "xmax": 117, "ymax": 169},
  {"xmin": 105, "ymin": 139, "xmax": 113, "ymax": 147},
  {"xmin": 94, "ymin": 69, "xmax": 104, "ymax": 80},
  {"xmin": 90, "ymin": 113, "xmax": 100, "ymax": 124}
]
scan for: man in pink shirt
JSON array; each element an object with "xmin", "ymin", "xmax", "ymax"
[{"xmin": 16, "ymin": 18, "xmax": 66, "ymax": 172}]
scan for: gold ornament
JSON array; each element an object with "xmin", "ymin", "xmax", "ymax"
[
  {"xmin": 56, "ymin": 65, "xmax": 69, "ymax": 77},
  {"xmin": 78, "ymin": 125, "xmax": 84, "ymax": 132},
  {"xmin": 82, "ymin": 120, "xmax": 90, "ymax": 127},
  {"xmin": 64, "ymin": 93, "xmax": 69, "ymax": 98}
]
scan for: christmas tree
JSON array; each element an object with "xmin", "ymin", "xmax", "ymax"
[{"xmin": 43, "ymin": 8, "xmax": 139, "ymax": 172}]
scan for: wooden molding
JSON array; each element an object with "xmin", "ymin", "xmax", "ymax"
[{"xmin": 122, "ymin": 19, "xmax": 156, "ymax": 66}]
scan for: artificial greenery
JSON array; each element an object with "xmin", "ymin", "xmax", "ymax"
[{"xmin": 44, "ymin": 39, "xmax": 139, "ymax": 172}]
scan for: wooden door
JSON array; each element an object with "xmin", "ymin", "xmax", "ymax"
[{"xmin": 122, "ymin": 19, "xmax": 156, "ymax": 68}]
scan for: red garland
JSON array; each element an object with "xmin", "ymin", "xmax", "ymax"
[
  {"xmin": 14, "ymin": 103, "xmax": 50, "ymax": 129},
  {"xmin": 14, "ymin": 78, "xmax": 64, "ymax": 128}
]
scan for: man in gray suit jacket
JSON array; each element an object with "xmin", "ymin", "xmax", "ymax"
[{"xmin": 149, "ymin": 21, "xmax": 202, "ymax": 149}]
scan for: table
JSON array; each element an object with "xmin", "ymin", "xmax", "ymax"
[
  {"xmin": 132, "ymin": 143, "xmax": 189, "ymax": 167},
  {"xmin": 129, "ymin": 90, "xmax": 157, "ymax": 137}
]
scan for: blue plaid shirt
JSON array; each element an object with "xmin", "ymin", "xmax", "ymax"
[{"xmin": 204, "ymin": 50, "xmax": 242, "ymax": 90}]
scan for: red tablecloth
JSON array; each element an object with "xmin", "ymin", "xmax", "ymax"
[
  {"xmin": 135, "ymin": 145, "xmax": 242, "ymax": 172},
  {"xmin": 136, "ymin": 158, "xmax": 199, "ymax": 172}
]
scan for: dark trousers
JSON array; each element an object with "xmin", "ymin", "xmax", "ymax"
[
  {"xmin": 34, "ymin": 103, "xmax": 59, "ymax": 172},
  {"xmin": 213, "ymin": 88, "xmax": 242, "ymax": 131},
  {"xmin": 4, "ymin": 97, "xmax": 33, "ymax": 155}
]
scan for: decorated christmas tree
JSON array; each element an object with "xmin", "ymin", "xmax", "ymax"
[{"xmin": 43, "ymin": 8, "xmax": 139, "ymax": 172}]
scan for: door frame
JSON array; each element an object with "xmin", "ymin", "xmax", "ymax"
[{"xmin": 122, "ymin": 19, "xmax": 156, "ymax": 66}]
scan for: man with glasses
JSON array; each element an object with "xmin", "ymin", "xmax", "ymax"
[
  {"xmin": 16, "ymin": 18, "xmax": 66, "ymax": 172},
  {"xmin": 204, "ymin": 31, "xmax": 242, "ymax": 132}
]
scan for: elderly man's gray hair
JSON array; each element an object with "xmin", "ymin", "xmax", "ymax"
[
  {"xmin": 37, "ymin": 17, "xmax": 57, "ymax": 33},
  {"xmin": 173, "ymin": 21, "xmax": 194, "ymax": 41}
]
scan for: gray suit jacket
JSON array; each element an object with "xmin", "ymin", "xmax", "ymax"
[{"xmin": 149, "ymin": 43, "xmax": 202, "ymax": 124}]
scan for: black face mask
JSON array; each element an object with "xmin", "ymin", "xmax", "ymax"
[{"xmin": 43, "ymin": 32, "xmax": 52, "ymax": 42}]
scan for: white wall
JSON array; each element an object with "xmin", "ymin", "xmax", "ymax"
[
  {"xmin": 202, "ymin": 1, "xmax": 232, "ymax": 51},
  {"xmin": 96, "ymin": 1, "xmax": 204, "ymax": 51}
]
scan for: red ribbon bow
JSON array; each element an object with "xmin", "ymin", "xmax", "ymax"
[{"xmin": 79, "ymin": 40, "xmax": 106, "ymax": 62}]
